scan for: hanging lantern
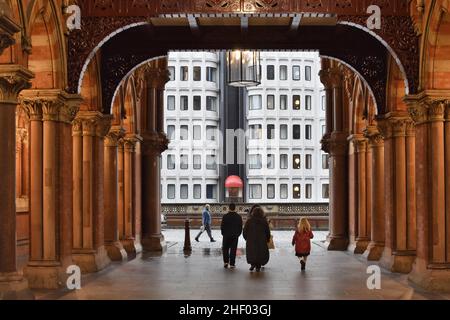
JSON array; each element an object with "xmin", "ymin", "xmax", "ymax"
[{"xmin": 227, "ymin": 50, "xmax": 261, "ymax": 87}]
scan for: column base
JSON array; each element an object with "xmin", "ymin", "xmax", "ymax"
[
  {"xmin": 326, "ymin": 235, "xmax": 349, "ymax": 251},
  {"xmin": 105, "ymin": 241, "xmax": 128, "ymax": 262},
  {"xmin": 24, "ymin": 261, "xmax": 67, "ymax": 289},
  {"xmin": 409, "ymin": 258, "xmax": 450, "ymax": 292},
  {"xmin": 142, "ymin": 234, "xmax": 167, "ymax": 252},
  {"xmin": 0, "ymin": 273, "xmax": 34, "ymax": 300},
  {"xmin": 381, "ymin": 248, "xmax": 416, "ymax": 274},
  {"xmin": 121, "ymin": 239, "xmax": 143, "ymax": 258},
  {"xmin": 363, "ymin": 242, "xmax": 385, "ymax": 261},
  {"xmin": 72, "ymin": 246, "xmax": 111, "ymax": 273},
  {"xmin": 348, "ymin": 239, "xmax": 370, "ymax": 254}
]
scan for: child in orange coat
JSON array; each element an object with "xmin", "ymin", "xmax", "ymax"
[{"xmin": 292, "ymin": 218, "xmax": 314, "ymax": 271}]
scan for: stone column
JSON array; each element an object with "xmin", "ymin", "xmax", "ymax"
[
  {"xmin": 117, "ymin": 137, "xmax": 125, "ymax": 243},
  {"xmin": 104, "ymin": 129, "xmax": 127, "ymax": 261},
  {"xmin": 0, "ymin": 65, "xmax": 33, "ymax": 299},
  {"xmin": 140, "ymin": 60, "xmax": 170, "ymax": 252},
  {"xmin": 20, "ymin": 90, "xmax": 81, "ymax": 289},
  {"xmin": 348, "ymin": 135, "xmax": 370, "ymax": 254},
  {"xmin": 121, "ymin": 135, "xmax": 143, "ymax": 255},
  {"xmin": 141, "ymin": 133, "xmax": 169, "ymax": 252},
  {"xmin": 324, "ymin": 67, "xmax": 349, "ymax": 251},
  {"xmin": 379, "ymin": 114, "xmax": 416, "ymax": 273},
  {"xmin": 319, "ymin": 67, "xmax": 334, "ymax": 147},
  {"xmin": 406, "ymin": 96, "xmax": 450, "ymax": 291},
  {"xmin": 363, "ymin": 127, "xmax": 385, "ymax": 260},
  {"xmin": 72, "ymin": 111, "xmax": 111, "ymax": 273}
]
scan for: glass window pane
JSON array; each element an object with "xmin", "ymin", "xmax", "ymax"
[
  {"xmin": 305, "ymin": 66, "xmax": 312, "ymax": 81},
  {"xmin": 267, "ymin": 184, "xmax": 275, "ymax": 199},
  {"xmin": 249, "ymin": 95, "xmax": 262, "ymax": 110},
  {"xmin": 180, "ymin": 125, "xmax": 188, "ymax": 140},
  {"xmin": 194, "ymin": 184, "xmax": 202, "ymax": 199},
  {"xmin": 249, "ymin": 154, "xmax": 262, "ymax": 170},
  {"xmin": 180, "ymin": 185, "xmax": 188, "ymax": 199},
  {"xmin": 167, "ymin": 96, "xmax": 175, "ymax": 110},
  {"xmin": 306, "ymin": 154, "xmax": 312, "ymax": 169},
  {"xmin": 206, "ymin": 155, "xmax": 217, "ymax": 170},
  {"xmin": 249, "ymin": 185, "xmax": 262, "ymax": 199},
  {"xmin": 167, "ymin": 155, "xmax": 175, "ymax": 170},
  {"xmin": 206, "ymin": 67, "xmax": 217, "ymax": 82},
  {"xmin": 293, "ymin": 125, "xmax": 301, "ymax": 140},
  {"xmin": 193, "ymin": 96, "xmax": 201, "ymax": 110},
  {"xmin": 180, "ymin": 155, "xmax": 189, "ymax": 170},
  {"xmin": 280, "ymin": 95, "xmax": 287, "ymax": 110},
  {"xmin": 193, "ymin": 155, "xmax": 202, "ymax": 170},
  {"xmin": 306, "ymin": 95, "xmax": 312, "ymax": 110},
  {"xmin": 293, "ymin": 65, "xmax": 301, "ymax": 81},
  {"xmin": 267, "ymin": 65, "xmax": 275, "ymax": 80},
  {"xmin": 167, "ymin": 125, "xmax": 175, "ymax": 140},
  {"xmin": 193, "ymin": 66, "xmax": 201, "ymax": 81},
  {"xmin": 322, "ymin": 184, "xmax": 330, "ymax": 199},
  {"xmin": 280, "ymin": 65, "xmax": 288, "ymax": 81},
  {"xmin": 168, "ymin": 67, "xmax": 175, "ymax": 81},
  {"xmin": 267, "ymin": 125, "xmax": 275, "ymax": 140},
  {"xmin": 322, "ymin": 154, "xmax": 330, "ymax": 170},
  {"xmin": 207, "ymin": 96, "xmax": 217, "ymax": 111},
  {"xmin": 293, "ymin": 154, "xmax": 301, "ymax": 169},
  {"xmin": 180, "ymin": 96, "xmax": 189, "ymax": 111},
  {"xmin": 267, "ymin": 95, "xmax": 275, "ymax": 110},
  {"xmin": 293, "ymin": 184, "xmax": 301, "ymax": 199},
  {"xmin": 193, "ymin": 125, "xmax": 201, "ymax": 140},
  {"xmin": 293, "ymin": 95, "xmax": 301, "ymax": 110},
  {"xmin": 167, "ymin": 185, "xmax": 176, "ymax": 199},
  {"xmin": 306, "ymin": 184, "xmax": 312, "ymax": 199},
  {"xmin": 280, "ymin": 125, "xmax": 288, "ymax": 140},
  {"xmin": 207, "ymin": 184, "xmax": 217, "ymax": 199},
  {"xmin": 280, "ymin": 184, "xmax": 288, "ymax": 199},
  {"xmin": 280, "ymin": 154, "xmax": 288, "ymax": 169},
  {"xmin": 306, "ymin": 125, "xmax": 312, "ymax": 140},
  {"xmin": 181, "ymin": 66, "xmax": 188, "ymax": 81},
  {"xmin": 267, "ymin": 154, "xmax": 275, "ymax": 169}
]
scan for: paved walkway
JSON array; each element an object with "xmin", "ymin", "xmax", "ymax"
[{"xmin": 34, "ymin": 230, "xmax": 450, "ymax": 300}]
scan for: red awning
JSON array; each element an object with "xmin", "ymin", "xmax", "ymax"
[{"xmin": 225, "ymin": 175, "xmax": 243, "ymax": 188}]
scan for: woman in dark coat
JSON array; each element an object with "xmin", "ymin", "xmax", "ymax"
[{"xmin": 243, "ymin": 207, "xmax": 271, "ymax": 272}]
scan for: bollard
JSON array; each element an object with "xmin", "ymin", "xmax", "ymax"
[{"xmin": 183, "ymin": 218, "xmax": 192, "ymax": 252}]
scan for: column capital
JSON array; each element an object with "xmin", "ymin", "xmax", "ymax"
[
  {"xmin": 0, "ymin": 12, "xmax": 20, "ymax": 55},
  {"xmin": 141, "ymin": 132, "xmax": 169, "ymax": 156},
  {"xmin": 19, "ymin": 90, "xmax": 81, "ymax": 123},
  {"xmin": 405, "ymin": 92, "xmax": 450, "ymax": 124},
  {"xmin": 319, "ymin": 67, "xmax": 343, "ymax": 89},
  {"xmin": 363, "ymin": 126, "xmax": 385, "ymax": 147},
  {"xmin": 320, "ymin": 133, "xmax": 332, "ymax": 154},
  {"xmin": 348, "ymin": 134, "xmax": 367, "ymax": 153},
  {"xmin": 0, "ymin": 65, "xmax": 33, "ymax": 104},
  {"xmin": 74, "ymin": 111, "xmax": 112, "ymax": 138},
  {"xmin": 328, "ymin": 133, "xmax": 348, "ymax": 156},
  {"xmin": 105, "ymin": 127, "xmax": 126, "ymax": 147}
]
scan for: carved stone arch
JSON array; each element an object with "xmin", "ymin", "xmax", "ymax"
[
  {"xmin": 27, "ymin": 0, "xmax": 67, "ymax": 89},
  {"xmin": 421, "ymin": 0, "xmax": 450, "ymax": 90},
  {"xmin": 79, "ymin": 52, "xmax": 102, "ymax": 112},
  {"xmin": 123, "ymin": 75, "xmax": 139, "ymax": 135}
]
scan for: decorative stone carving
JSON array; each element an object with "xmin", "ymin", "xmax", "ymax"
[
  {"xmin": 75, "ymin": 111, "xmax": 112, "ymax": 138},
  {"xmin": 0, "ymin": 66, "xmax": 33, "ymax": 103},
  {"xmin": 141, "ymin": 132, "xmax": 169, "ymax": 156},
  {"xmin": 19, "ymin": 91, "xmax": 81, "ymax": 124},
  {"xmin": 0, "ymin": 12, "xmax": 20, "ymax": 55},
  {"xmin": 364, "ymin": 126, "xmax": 384, "ymax": 147}
]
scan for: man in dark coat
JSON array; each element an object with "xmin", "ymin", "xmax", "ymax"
[
  {"xmin": 221, "ymin": 203, "xmax": 243, "ymax": 269},
  {"xmin": 243, "ymin": 207, "xmax": 271, "ymax": 272}
]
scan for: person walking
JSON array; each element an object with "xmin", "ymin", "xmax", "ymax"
[
  {"xmin": 292, "ymin": 218, "xmax": 314, "ymax": 271},
  {"xmin": 195, "ymin": 204, "xmax": 216, "ymax": 242},
  {"xmin": 221, "ymin": 203, "xmax": 243, "ymax": 269},
  {"xmin": 243, "ymin": 207, "xmax": 271, "ymax": 272}
]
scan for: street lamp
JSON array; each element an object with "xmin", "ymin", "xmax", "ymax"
[{"xmin": 227, "ymin": 50, "xmax": 261, "ymax": 87}]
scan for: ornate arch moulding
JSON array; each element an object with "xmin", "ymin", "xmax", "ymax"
[{"xmin": 68, "ymin": 0, "xmax": 419, "ymax": 112}]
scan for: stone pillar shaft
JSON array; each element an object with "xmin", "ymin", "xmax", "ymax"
[
  {"xmin": 364, "ymin": 128, "xmax": 385, "ymax": 261},
  {"xmin": 72, "ymin": 111, "xmax": 111, "ymax": 273}
]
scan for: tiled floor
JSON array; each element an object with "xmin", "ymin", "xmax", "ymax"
[{"xmin": 34, "ymin": 230, "xmax": 450, "ymax": 300}]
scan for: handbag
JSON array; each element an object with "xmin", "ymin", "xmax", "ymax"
[{"xmin": 268, "ymin": 235, "xmax": 275, "ymax": 249}]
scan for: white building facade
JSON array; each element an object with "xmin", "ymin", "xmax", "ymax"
[
  {"xmin": 246, "ymin": 52, "xmax": 329, "ymax": 204},
  {"xmin": 161, "ymin": 51, "xmax": 329, "ymax": 204},
  {"xmin": 161, "ymin": 52, "xmax": 221, "ymax": 203}
]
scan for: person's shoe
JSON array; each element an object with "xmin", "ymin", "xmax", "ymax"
[
  {"xmin": 224, "ymin": 263, "xmax": 229, "ymax": 269},
  {"xmin": 230, "ymin": 265, "xmax": 236, "ymax": 269},
  {"xmin": 256, "ymin": 267, "xmax": 261, "ymax": 272},
  {"xmin": 300, "ymin": 260, "xmax": 306, "ymax": 271},
  {"xmin": 249, "ymin": 265, "xmax": 255, "ymax": 272},
  {"xmin": 211, "ymin": 239, "xmax": 216, "ymax": 243}
]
